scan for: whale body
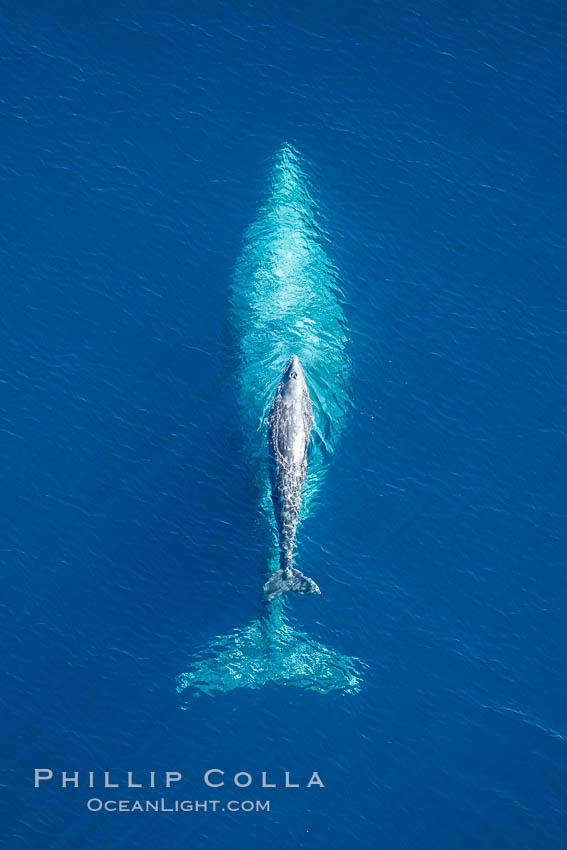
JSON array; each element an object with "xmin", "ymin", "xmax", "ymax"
[
  {"xmin": 263, "ymin": 355, "xmax": 321, "ymax": 602},
  {"xmin": 177, "ymin": 148, "xmax": 364, "ymax": 697}
]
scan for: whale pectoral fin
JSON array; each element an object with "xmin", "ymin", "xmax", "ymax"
[{"xmin": 264, "ymin": 568, "xmax": 321, "ymax": 602}]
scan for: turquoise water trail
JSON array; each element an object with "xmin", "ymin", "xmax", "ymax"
[
  {"xmin": 178, "ymin": 146, "xmax": 363, "ymax": 697},
  {"xmin": 232, "ymin": 144, "xmax": 350, "ymax": 481},
  {"xmin": 177, "ymin": 603, "xmax": 364, "ymax": 697}
]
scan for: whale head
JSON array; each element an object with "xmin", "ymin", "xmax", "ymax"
[{"xmin": 281, "ymin": 354, "xmax": 308, "ymax": 401}]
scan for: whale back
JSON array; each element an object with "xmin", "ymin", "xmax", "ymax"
[
  {"xmin": 268, "ymin": 357, "xmax": 313, "ymax": 568},
  {"xmin": 269, "ymin": 354, "xmax": 313, "ymax": 465}
]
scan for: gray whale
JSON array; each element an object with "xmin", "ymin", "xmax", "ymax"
[{"xmin": 263, "ymin": 355, "xmax": 321, "ymax": 602}]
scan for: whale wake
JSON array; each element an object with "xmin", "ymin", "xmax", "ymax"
[{"xmin": 177, "ymin": 607, "xmax": 363, "ymax": 698}]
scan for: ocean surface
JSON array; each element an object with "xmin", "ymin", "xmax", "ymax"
[{"xmin": 2, "ymin": 1, "xmax": 566, "ymax": 847}]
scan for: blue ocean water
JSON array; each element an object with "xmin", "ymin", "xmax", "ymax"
[{"xmin": 1, "ymin": 1, "xmax": 566, "ymax": 848}]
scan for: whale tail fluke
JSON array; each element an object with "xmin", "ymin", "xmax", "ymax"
[{"xmin": 263, "ymin": 567, "xmax": 321, "ymax": 602}]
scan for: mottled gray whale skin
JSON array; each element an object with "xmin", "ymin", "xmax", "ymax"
[{"xmin": 263, "ymin": 355, "xmax": 321, "ymax": 602}]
